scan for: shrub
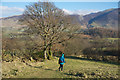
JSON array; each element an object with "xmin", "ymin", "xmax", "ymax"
[
  {"xmin": 2, "ymin": 54, "xmax": 14, "ymax": 62},
  {"xmin": 76, "ymin": 72, "xmax": 87, "ymax": 78}
]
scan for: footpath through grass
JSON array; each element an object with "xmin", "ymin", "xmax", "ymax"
[{"xmin": 2, "ymin": 56, "xmax": 119, "ymax": 78}]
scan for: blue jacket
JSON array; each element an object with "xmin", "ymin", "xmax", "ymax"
[{"xmin": 59, "ymin": 54, "xmax": 65, "ymax": 65}]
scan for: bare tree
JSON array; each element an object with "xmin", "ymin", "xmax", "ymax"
[{"xmin": 20, "ymin": 2, "xmax": 72, "ymax": 59}]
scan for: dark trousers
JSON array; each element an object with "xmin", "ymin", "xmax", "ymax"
[{"xmin": 59, "ymin": 64, "xmax": 63, "ymax": 71}]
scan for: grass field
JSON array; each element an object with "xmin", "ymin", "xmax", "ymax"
[{"xmin": 2, "ymin": 56, "xmax": 119, "ymax": 79}]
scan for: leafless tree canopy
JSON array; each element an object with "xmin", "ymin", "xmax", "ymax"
[{"xmin": 20, "ymin": 2, "xmax": 72, "ymax": 59}]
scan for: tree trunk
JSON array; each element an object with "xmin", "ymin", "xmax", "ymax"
[
  {"xmin": 48, "ymin": 46, "xmax": 53, "ymax": 60},
  {"xmin": 44, "ymin": 49, "xmax": 47, "ymax": 59},
  {"xmin": 50, "ymin": 51, "xmax": 53, "ymax": 57},
  {"xmin": 44, "ymin": 39, "xmax": 47, "ymax": 60}
]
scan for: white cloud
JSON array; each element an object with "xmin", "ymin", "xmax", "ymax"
[
  {"xmin": 0, "ymin": 6, "xmax": 24, "ymax": 18},
  {"xmin": 0, "ymin": 6, "xmax": 24, "ymax": 12},
  {"xmin": 62, "ymin": 9, "xmax": 74, "ymax": 15},
  {"xmin": 62, "ymin": 9, "xmax": 99, "ymax": 15}
]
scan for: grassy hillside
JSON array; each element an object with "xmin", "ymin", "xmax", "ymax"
[{"xmin": 2, "ymin": 56, "xmax": 119, "ymax": 79}]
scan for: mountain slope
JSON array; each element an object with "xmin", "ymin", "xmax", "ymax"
[
  {"xmin": 0, "ymin": 15, "xmax": 24, "ymax": 28},
  {"xmin": 81, "ymin": 8, "xmax": 118, "ymax": 29},
  {"xmin": 0, "ymin": 8, "xmax": 118, "ymax": 30}
]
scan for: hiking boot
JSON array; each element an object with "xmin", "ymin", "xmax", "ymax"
[{"xmin": 59, "ymin": 67, "xmax": 60, "ymax": 71}]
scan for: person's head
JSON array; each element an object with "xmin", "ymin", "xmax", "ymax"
[{"xmin": 61, "ymin": 53, "xmax": 64, "ymax": 57}]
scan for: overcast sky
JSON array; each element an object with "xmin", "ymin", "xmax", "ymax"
[{"xmin": 0, "ymin": 2, "xmax": 118, "ymax": 18}]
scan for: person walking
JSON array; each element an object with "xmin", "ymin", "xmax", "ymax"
[{"xmin": 58, "ymin": 53, "xmax": 65, "ymax": 71}]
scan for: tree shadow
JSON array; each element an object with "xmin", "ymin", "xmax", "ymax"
[
  {"xmin": 26, "ymin": 62, "xmax": 57, "ymax": 71},
  {"xmin": 64, "ymin": 73, "xmax": 73, "ymax": 76},
  {"xmin": 65, "ymin": 56, "xmax": 120, "ymax": 65},
  {"xmin": 44, "ymin": 68, "xmax": 54, "ymax": 71},
  {"xmin": 23, "ymin": 62, "xmax": 43, "ymax": 69},
  {"xmin": 34, "ymin": 66, "xmax": 43, "ymax": 68}
]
